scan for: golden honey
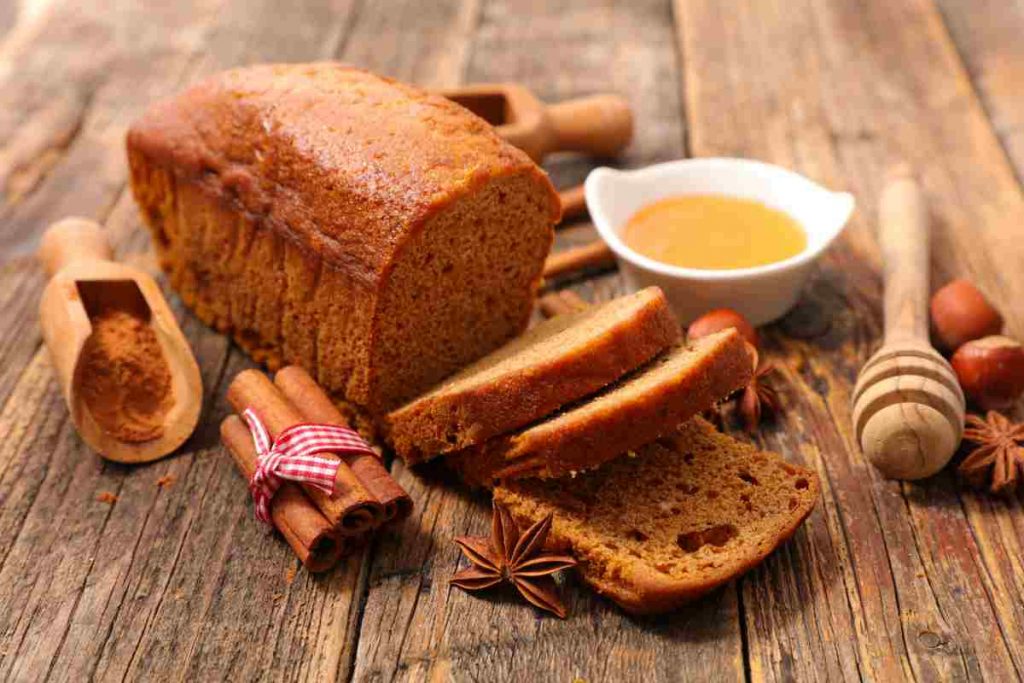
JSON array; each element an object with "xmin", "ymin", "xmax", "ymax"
[{"xmin": 621, "ymin": 194, "xmax": 807, "ymax": 270}]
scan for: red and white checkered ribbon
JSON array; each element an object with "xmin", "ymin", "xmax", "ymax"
[{"xmin": 242, "ymin": 408, "xmax": 376, "ymax": 525}]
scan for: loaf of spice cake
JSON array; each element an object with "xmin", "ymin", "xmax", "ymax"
[{"xmin": 127, "ymin": 63, "xmax": 560, "ymax": 413}]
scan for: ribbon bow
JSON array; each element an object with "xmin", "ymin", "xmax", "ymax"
[{"xmin": 242, "ymin": 408, "xmax": 376, "ymax": 524}]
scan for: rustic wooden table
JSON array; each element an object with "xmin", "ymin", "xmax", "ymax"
[{"xmin": 1, "ymin": 0, "xmax": 1023, "ymax": 680}]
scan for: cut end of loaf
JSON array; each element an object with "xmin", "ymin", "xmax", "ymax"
[
  {"xmin": 495, "ymin": 417, "xmax": 819, "ymax": 615},
  {"xmin": 365, "ymin": 171, "xmax": 555, "ymax": 412}
]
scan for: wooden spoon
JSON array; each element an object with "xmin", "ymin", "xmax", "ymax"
[
  {"xmin": 851, "ymin": 168, "xmax": 965, "ymax": 480},
  {"xmin": 442, "ymin": 83, "xmax": 633, "ymax": 162},
  {"xmin": 38, "ymin": 217, "xmax": 202, "ymax": 463}
]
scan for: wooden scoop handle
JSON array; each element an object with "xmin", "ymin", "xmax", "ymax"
[
  {"xmin": 546, "ymin": 94, "xmax": 633, "ymax": 158},
  {"xmin": 38, "ymin": 217, "xmax": 113, "ymax": 277},
  {"xmin": 879, "ymin": 167, "xmax": 930, "ymax": 345}
]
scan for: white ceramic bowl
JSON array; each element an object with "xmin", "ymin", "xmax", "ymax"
[{"xmin": 585, "ymin": 158, "xmax": 855, "ymax": 326}]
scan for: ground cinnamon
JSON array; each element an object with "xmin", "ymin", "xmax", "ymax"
[
  {"xmin": 78, "ymin": 309, "xmax": 173, "ymax": 442},
  {"xmin": 274, "ymin": 366, "xmax": 412, "ymax": 523}
]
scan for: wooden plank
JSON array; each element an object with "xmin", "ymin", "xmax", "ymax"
[
  {"xmin": 924, "ymin": 10, "xmax": 1024, "ymax": 669},
  {"xmin": 465, "ymin": 0, "xmax": 687, "ymax": 191},
  {"xmin": 0, "ymin": 0, "xmax": 370, "ymax": 680},
  {"xmin": 348, "ymin": 1, "xmax": 748, "ymax": 681},
  {"xmin": 933, "ymin": 0, "xmax": 1024, "ymax": 182},
  {"xmin": 338, "ymin": 0, "xmax": 481, "ymax": 90},
  {"xmin": 675, "ymin": 0, "xmax": 1024, "ymax": 679},
  {"xmin": 0, "ymin": 0, "xmax": 1020, "ymax": 680},
  {"xmin": 0, "ymin": 0, "xmax": 227, "ymax": 411},
  {"xmin": 355, "ymin": 462, "xmax": 744, "ymax": 681}
]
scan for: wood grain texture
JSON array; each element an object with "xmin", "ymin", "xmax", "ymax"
[
  {"xmin": 0, "ymin": 0, "xmax": 1022, "ymax": 680},
  {"xmin": 0, "ymin": 0, "xmax": 369, "ymax": 680},
  {"xmin": 676, "ymin": 0, "xmax": 1024, "ymax": 680},
  {"xmin": 933, "ymin": 0, "xmax": 1024, "ymax": 184}
]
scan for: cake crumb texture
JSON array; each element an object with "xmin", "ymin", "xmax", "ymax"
[
  {"xmin": 387, "ymin": 287, "xmax": 680, "ymax": 463},
  {"xmin": 449, "ymin": 329, "xmax": 752, "ymax": 484},
  {"xmin": 495, "ymin": 417, "xmax": 819, "ymax": 614}
]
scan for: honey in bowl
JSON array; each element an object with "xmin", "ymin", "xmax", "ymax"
[{"xmin": 620, "ymin": 194, "xmax": 807, "ymax": 270}]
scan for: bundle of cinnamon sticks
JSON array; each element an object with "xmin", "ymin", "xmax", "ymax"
[{"xmin": 221, "ymin": 366, "xmax": 412, "ymax": 572}]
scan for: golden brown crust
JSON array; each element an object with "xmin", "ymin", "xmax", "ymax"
[
  {"xmin": 449, "ymin": 329, "xmax": 751, "ymax": 484},
  {"xmin": 386, "ymin": 288, "xmax": 681, "ymax": 463},
  {"xmin": 127, "ymin": 64, "xmax": 559, "ymax": 412},
  {"xmin": 127, "ymin": 63, "xmax": 557, "ymax": 285},
  {"xmin": 495, "ymin": 417, "xmax": 820, "ymax": 615}
]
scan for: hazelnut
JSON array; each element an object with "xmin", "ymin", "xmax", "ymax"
[
  {"xmin": 950, "ymin": 335, "xmax": 1024, "ymax": 410},
  {"xmin": 688, "ymin": 308, "xmax": 758, "ymax": 348},
  {"xmin": 930, "ymin": 279, "xmax": 1003, "ymax": 351}
]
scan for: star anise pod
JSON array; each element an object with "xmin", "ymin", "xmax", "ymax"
[
  {"xmin": 958, "ymin": 410, "xmax": 1024, "ymax": 494},
  {"xmin": 451, "ymin": 501, "xmax": 577, "ymax": 618},
  {"xmin": 738, "ymin": 346, "xmax": 781, "ymax": 433}
]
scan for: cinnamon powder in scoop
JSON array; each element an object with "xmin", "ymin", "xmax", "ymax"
[{"xmin": 78, "ymin": 309, "xmax": 174, "ymax": 442}]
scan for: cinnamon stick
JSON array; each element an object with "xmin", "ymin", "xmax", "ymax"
[
  {"xmin": 543, "ymin": 239, "xmax": 615, "ymax": 279},
  {"xmin": 558, "ymin": 184, "xmax": 587, "ymax": 222},
  {"xmin": 226, "ymin": 369, "xmax": 384, "ymax": 536},
  {"xmin": 537, "ymin": 290, "xmax": 590, "ymax": 318},
  {"xmin": 274, "ymin": 366, "xmax": 413, "ymax": 523},
  {"xmin": 220, "ymin": 415, "xmax": 344, "ymax": 572}
]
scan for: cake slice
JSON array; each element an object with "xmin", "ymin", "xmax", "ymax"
[
  {"xmin": 494, "ymin": 417, "xmax": 819, "ymax": 615},
  {"xmin": 386, "ymin": 287, "xmax": 680, "ymax": 463},
  {"xmin": 448, "ymin": 328, "xmax": 751, "ymax": 485}
]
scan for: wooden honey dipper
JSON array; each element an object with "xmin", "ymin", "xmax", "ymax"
[{"xmin": 852, "ymin": 168, "xmax": 965, "ymax": 479}]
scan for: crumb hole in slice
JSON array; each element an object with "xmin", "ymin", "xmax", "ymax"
[
  {"xmin": 627, "ymin": 529, "xmax": 648, "ymax": 543},
  {"xmin": 789, "ymin": 497, "xmax": 798, "ymax": 510},
  {"xmin": 676, "ymin": 524, "xmax": 739, "ymax": 553},
  {"xmin": 738, "ymin": 471, "xmax": 759, "ymax": 485},
  {"xmin": 795, "ymin": 478, "xmax": 809, "ymax": 490}
]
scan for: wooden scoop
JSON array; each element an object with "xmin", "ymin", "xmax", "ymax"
[
  {"xmin": 442, "ymin": 83, "xmax": 633, "ymax": 162},
  {"xmin": 851, "ymin": 169, "xmax": 965, "ymax": 480},
  {"xmin": 38, "ymin": 217, "xmax": 202, "ymax": 463}
]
